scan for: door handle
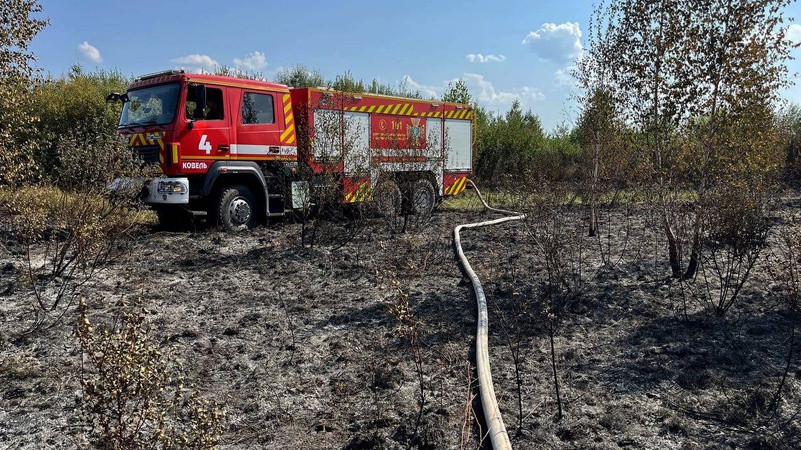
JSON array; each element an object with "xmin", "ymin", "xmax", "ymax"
[{"xmin": 217, "ymin": 145, "xmax": 229, "ymax": 152}]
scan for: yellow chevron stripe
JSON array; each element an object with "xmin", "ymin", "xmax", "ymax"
[
  {"xmin": 359, "ymin": 106, "xmax": 367, "ymax": 112},
  {"xmin": 456, "ymin": 177, "xmax": 466, "ymax": 194},
  {"xmin": 172, "ymin": 144, "xmax": 178, "ymax": 163},
  {"xmin": 284, "ymin": 102, "xmax": 292, "ymax": 115},
  {"xmin": 358, "ymin": 183, "xmax": 370, "ymax": 201},
  {"xmin": 391, "ymin": 104, "xmax": 402, "ymax": 114},
  {"xmin": 350, "ymin": 184, "xmax": 362, "ymax": 202},
  {"xmin": 283, "ymin": 93, "xmax": 290, "ymax": 103},
  {"xmin": 281, "ymin": 123, "xmax": 295, "ymax": 141},
  {"xmin": 285, "ymin": 134, "xmax": 296, "ymax": 144},
  {"xmin": 376, "ymin": 105, "xmax": 385, "ymax": 113},
  {"xmin": 368, "ymin": 106, "xmax": 375, "ymax": 113},
  {"xmin": 285, "ymin": 112, "xmax": 294, "ymax": 126}
]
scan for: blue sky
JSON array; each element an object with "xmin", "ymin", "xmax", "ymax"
[{"xmin": 29, "ymin": 0, "xmax": 801, "ymax": 132}]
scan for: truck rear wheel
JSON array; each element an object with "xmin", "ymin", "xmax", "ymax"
[
  {"xmin": 372, "ymin": 179, "xmax": 402, "ymax": 231},
  {"xmin": 212, "ymin": 184, "xmax": 261, "ymax": 231},
  {"xmin": 409, "ymin": 179, "xmax": 437, "ymax": 216}
]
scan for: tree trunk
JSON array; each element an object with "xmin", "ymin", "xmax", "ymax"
[
  {"xmin": 549, "ymin": 329, "xmax": 563, "ymax": 421},
  {"xmin": 663, "ymin": 210, "xmax": 682, "ymax": 278},
  {"xmin": 684, "ymin": 225, "xmax": 701, "ymax": 280},
  {"xmin": 589, "ymin": 133, "xmax": 600, "ymax": 237}
]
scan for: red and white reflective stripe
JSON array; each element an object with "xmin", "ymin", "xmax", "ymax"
[{"xmin": 229, "ymin": 144, "xmax": 297, "ymax": 156}]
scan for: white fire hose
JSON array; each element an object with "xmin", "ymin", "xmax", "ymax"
[{"xmin": 453, "ymin": 180, "xmax": 524, "ymax": 449}]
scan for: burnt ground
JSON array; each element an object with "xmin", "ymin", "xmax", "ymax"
[{"xmin": 1, "ymin": 195, "xmax": 801, "ymax": 449}]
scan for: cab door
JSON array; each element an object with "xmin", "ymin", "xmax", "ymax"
[
  {"xmin": 234, "ymin": 90, "xmax": 288, "ymax": 161},
  {"xmin": 181, "ymin": 85, "xmax": 232, "ymax": 166}
]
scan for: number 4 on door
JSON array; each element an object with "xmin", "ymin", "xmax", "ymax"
[{"xmin": 199, "ymin": 134, "xmax": 212, "ymax": 154}]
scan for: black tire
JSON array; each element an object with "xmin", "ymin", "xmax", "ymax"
[
  {"xmin": 372, "ymin": 179, "xmax": 402, "ymax": 232},
  {"xmin": 408, "ymin": 179, "xmax": 437, "ymax": 216},
  {"xmin": 212, "ymin": 184, "xmax": 261, "ymax": 231}
]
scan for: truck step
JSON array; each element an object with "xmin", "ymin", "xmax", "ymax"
[{"xmin": 267, "ymin": 193, "xmax": 286, "ymax": 216}]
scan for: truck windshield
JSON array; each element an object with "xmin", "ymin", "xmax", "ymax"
[{"xmin": 119, "ymin": 83, "xmax": 180, "ymax": 128}]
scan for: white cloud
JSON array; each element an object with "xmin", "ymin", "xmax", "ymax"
[
  {"xmin": 460, "ymin": 73, "xmax": 543, "ymax": 107},
  {"xmin": 788, "ymin": 24, "xmax": 801, "ymax": 45},
  {"xmin": 399, "ymin": 74, "xmax": 543, "ymax": 110},
  {"xmin": 170, "ymin": 54, "xmax": 218, "ymax": 73},
  {"xmin": 77, "ymin": 41, "xmax": 102, "ymax": 64},
  {"xmin": 466, "ymin": 53, "xmax": 506, "ymax": 63},
  {"xmin": 522, "ymin": 22, "xmax": 583, "ymax": 64},
  {"xmin": 233, "ymin": 51, "xmax": 267, "ymax": 71},
  {"xmin": 554, "ymin": 67, "xmax": 577, "ymax": 87},
  {"xmin": 518, "ymin": 86, "xmax": 546, "ymax": 102},
  {"xmin": 401, "ymin": 75, "xmax": 440, "ymax": 99}
]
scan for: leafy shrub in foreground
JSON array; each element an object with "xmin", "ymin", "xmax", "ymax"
[{"xmin": 78, "ymin": 299, "xmax": 225, "ymax": 449}]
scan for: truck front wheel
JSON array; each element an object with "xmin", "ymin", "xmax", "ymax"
[{"xmin": 212, "ymin": 184, "xmax": 261, "ymax": 231}]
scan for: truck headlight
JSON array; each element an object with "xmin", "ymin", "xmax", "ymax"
[{"xmin": 157, "ymin": 180, "xmax": 188, "ymax": 194}]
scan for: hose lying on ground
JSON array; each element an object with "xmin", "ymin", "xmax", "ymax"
[{"xmin": 453, "ymin": 180, "xmax": 525, "ymax": 450}]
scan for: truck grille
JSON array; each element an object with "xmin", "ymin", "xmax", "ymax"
[{"xmin": 132, "ymin": 145, "xmax": 160, "ymax": 164}]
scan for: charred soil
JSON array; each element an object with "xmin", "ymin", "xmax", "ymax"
[{"xmin": 1, "ymin": 199, "xmax": 801, "ymax": 449}]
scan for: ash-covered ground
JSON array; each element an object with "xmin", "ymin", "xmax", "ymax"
[{"xmin": 2, "ymin": 197, "xmax": 800, "ymax": 449}]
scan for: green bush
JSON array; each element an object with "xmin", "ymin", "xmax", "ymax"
[
  {"xmin": 78, "ymin": 299, "xmax": 225, "ymax": 449},
  {"xmin": 30, "ymin": 66, "xmax": 130, "ymax": 184}
]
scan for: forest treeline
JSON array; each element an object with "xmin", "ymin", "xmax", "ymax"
[{"xmin": 1, "ymin": 61, "xmax": 800, "ymax": 194}]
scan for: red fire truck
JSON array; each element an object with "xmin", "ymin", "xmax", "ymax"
[{"xmin": 110, "ymin": 70, "xmax": 473, "ymax": 230}]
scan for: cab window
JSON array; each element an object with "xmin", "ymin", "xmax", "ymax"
[
  {"xmin": 242, "ymin": 92, "xmax": 275, "ymax": 125},
  {"xmin": 186, "ymin": 86, "xmax": 224, "ymax": 120}
]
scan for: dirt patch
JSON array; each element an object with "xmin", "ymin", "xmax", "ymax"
[{"xmin": 1, "ymin": 201, "xmax": 801, "ymax": 449}]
